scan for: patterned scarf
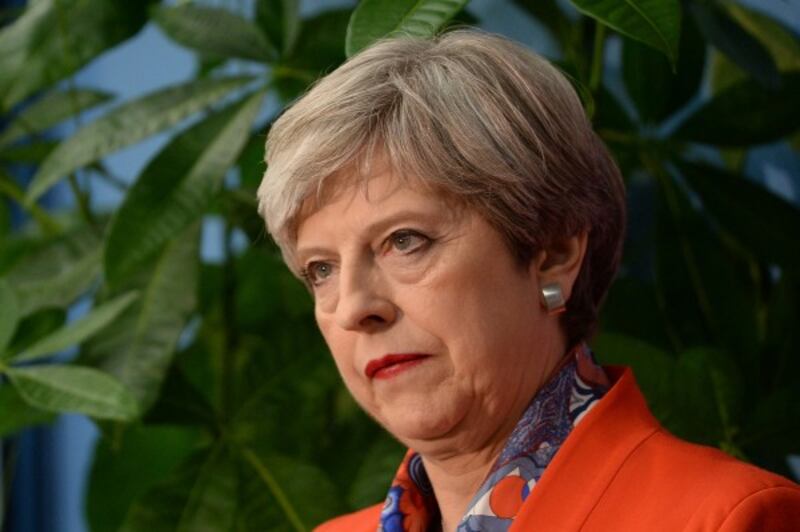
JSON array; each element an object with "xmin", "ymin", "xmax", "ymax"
[{"xmin": 378, "ymin": 344, "xmax": 609, "ymax": 532}]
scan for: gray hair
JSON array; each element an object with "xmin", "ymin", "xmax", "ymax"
[{"xmin": 257, "ymin": 29, "xmax": 626, "ymax": 345}]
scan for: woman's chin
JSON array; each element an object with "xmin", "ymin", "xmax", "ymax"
[{"xmin": 378, "ymin": 400, "xmax": 469, "ymax": 445}]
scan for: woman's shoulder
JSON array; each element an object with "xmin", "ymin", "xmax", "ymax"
[
  {"xmin": 597, "ymin": 367, "xmax": 798, "ymax": 496},
  {"xmin": 313, "ymin": 503, "xmax": 383, "ymax": 532},
  {"xmin": 520, "ymin": 366, "xmax": 800, "ymax": 530},
  {"xmin": 631, "ymin": 426, "xmax": 799, "ymax": 499},
  {"xmin": 591, "ymin": 427, "xmax": 800, "ymax": 530}
]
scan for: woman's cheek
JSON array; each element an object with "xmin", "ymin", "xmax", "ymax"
[{"xmin": 332, "ymin": 351, "xmax": 367, "ymax": 394}]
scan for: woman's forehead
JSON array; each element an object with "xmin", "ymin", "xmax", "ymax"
[
  {"xmin": 293, "ymin": 171, "xmax": 472, "ymax": 253},
  {"xmin": 296, "ymin": 165, "xmax": 446, "ymax": 224}
]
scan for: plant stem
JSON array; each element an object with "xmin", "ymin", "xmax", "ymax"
[
  {"xmin": 240, "ymin": 448, "xmax": 307, "ymax": 532},
  {"xmin": 589, "ymin": 22, "xmax": 606, "ymax": 92},
  {"xmin": 0, "ymin": 171, "xmax": 60, "ymax": 236},
  {"xmin": 642, "ymin": 153, "xmax": 719, "ymax": 350},
  {"xmin": 90, "ymin": 163, "xmax": 129, "ymax": 192},
  {"xmin": 598, "ymin": 129, "xmax": 640, "ymax": 146},
  {"xmin": 67, "ymin": 173, "xmax": 95, "ymax": 226},
  {"xmin": 221, "ymin": 223, "xmax": 238, "ymax": 418},
  {"xmin": 55, "ymin": 0, "xmax": 96, "ymax": 228},
  {"xmin": 270, "ymin": 66, "xmax": 317, "ymax": 85}
]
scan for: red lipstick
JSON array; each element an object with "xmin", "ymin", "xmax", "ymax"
[{"xmin": 365, "ymin": 354, "xmax": 430, "ymax": 380}]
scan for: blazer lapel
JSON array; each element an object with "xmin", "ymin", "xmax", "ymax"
[{"xmin": 511, "ymin": 367, "xmax": 661, "ymax": 531}]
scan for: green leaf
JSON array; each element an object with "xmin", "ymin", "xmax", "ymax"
[
  {"xmin": 11, "ymin": 292, "xmax": 138, "ymax": 363},
  {"xmin": 593, "ymin": 88, "xmax": 634, "ymax": 135},
  {"xmin": 346, "ymin": 0, "xmax": 469, "ymax": 57},
  {"xmin": 0, "ymin": 383, "xmax": 55, "ymax": 436},
  {"xmin": 6, "ymin": 364, "xmax": 139, "ymax": 420},
  {"xmin": 592, "ymin": 333, "xmax": 676, "ymax": 422},
  {"xmin": 0, "ymin": 278, "xmax": 18, "ymax": 354},
  {"xmin": 3, "ymin": 308, "xmax": 65, "ymax": 361},
  {"xmin": 0, "ymin": 229, "xmax": 39, "ymax": 276},
  {"xmin": 142, "ymin": 361, "xmax": 216, "ymax": 428},
  {"xmin": 176, "ymin": 445, "xmax": 238, "ymax": 532},
  {"xmin": 274, "ymin": 9, "xmax": 350, "ymax": 101},
  {"xmin": 743, "ymin": 386, "xmax": 800, "ymax": 476},
  {"xmin": 675, "ymin": 71, "xmax": 800, "ymax": 147},
  {"xmin": 513, "ymin": 1, "xmax": 593, "ymax": 78},
  {"xmin": 689, "ymin": 2, "xmax": 780, "ymax": 90},
  {"xmin": 0, "ymin": 190, "xmax": 9, "ymax": 238},
  {"xmin": 0, "ymin": 0, "xmax": 151, "ymax": 110},
  {"xmin": 513, "ymin": 0, "xmax": 573, "ymax": 46},
  {"xmin": 0, "ymin": 0, "xmax": 51, "ymax": 68},
  {"xmin": 654, "ymin": 172, "xmax": 761, "ymax": 360},
  {"xmin": 348, "ymin": 435, "xmax": 405, "ymax": 508},
  {"xmin": 725, "ymin": 4, "xmax": 800, "ymax": 75},
  {"xmin": 599, "ymin": 276, "xmax": 673, "ymax": 350},
  {"xmin": 234, "ymin": 248, "xmax": 313, "ymax": 332},
  {"xmin": 0, "ymin": 140, "xmax": 57, "ymax": 164},
  {"xmin": 84, "ymin": 224, "xmax": 200, "ymax": 412},
  {"xmin": 87, "ymin": 425, "xmax": 200, "ymax": 532},
  {"xmin": 0, "ymin": 89, "xmax": 112, "ymax": 147},
  {"xmin": 653, "ymin": 180, "xmax": 709, "ymax": 348},
  {"xmin": 763, "ymin": 273, "xmax": 800, "ymax": 393},
  {"xmin": 104, "ymin": 91, "xmax": 264, "ymax": 285},
  {"xmin": 678, "ymin": 162, "xmax": 800, "ymax": 271},
  {"xmin": 153, "ymin": 4, "xmax": 276, "ymax": 63},
  {"xmin": 240, "ymin": 448, "xmax": 346, "ymax": 529},
  {"xmin": 569, "ymin": 0, "xmax": 681, "ymax": 66},
  {"xmin": 318, "ymin": 394, "xmax": 388, "ymax": 499},
  {"xmin": 0, "ymin": 0, "xmax": 60, "ymax": 107},
  {"xmin": 119, "ymin": 445, "xmax": 238, "ymax": 532},
  {"xmin": 561, "ymin": 61, "xmax": 595, "ymax": 116},
  {"xmin": 195, "ymin": 55, "xmax": 227, "ymax": 78},
  {"xmin": 256, "ymin": 0, "xmax": 300, "ymax": 56},
  {"xmin": 220, "ymin": 341, "xmax": 335, "ymax": 463},
  {"xmin": 622, "ymin": 13, "xmax": 705, "ymax": 123},
  {"xmin": 219, "ymin": 188, "xmax": 265, "ymax": 245},
  {"xmin": 235, "ymin": 461, "xmax": 293, "ymax": 530},
  {"xmin": 710, "ymin": 5, "xmax": 800, "ymax": 94},
  {"xmin": 9, "ymin": 245, "xmax": 102, "ymax": 318},
  {"xmin": 228, "ymin": 336, "xmax": 333, "ymax": 454},
  {"xmin": 25, "ymin": 76, "xmax": 254, "ymax": 203},
  {"xmin": 671, "ymin": 348, "xmax": 744, "ymax": 449},
  {"xmin": 0, "ymin": 5, "xmax": 22, "ymax": 26},
  {"xmin": 237, "ymin": 133, "xmax": 268, "ymax": 187}
]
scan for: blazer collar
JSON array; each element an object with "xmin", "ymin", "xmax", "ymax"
[{"xmin": 511, "ymin": 367, "xmax": 660, "ymax": 530}]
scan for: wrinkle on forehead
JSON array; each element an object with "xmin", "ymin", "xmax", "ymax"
[{"xmin": 295, "ymin": 159, "xmax": 463, "ymax": 231}]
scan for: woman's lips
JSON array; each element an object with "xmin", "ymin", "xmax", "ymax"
[{"xmin": 365, "ymin": 354, "xmax": 430, "ymax": 380}]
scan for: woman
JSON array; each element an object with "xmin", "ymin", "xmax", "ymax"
[{"xmin": 257, "ymin": 30, "xmax": 800, "ymax": 531}]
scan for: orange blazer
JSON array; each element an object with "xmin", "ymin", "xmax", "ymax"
[{"xmin": 316, "ymin": 367, "xmax": 800, "ymax": 531}]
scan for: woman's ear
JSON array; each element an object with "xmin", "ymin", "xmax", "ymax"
[{"xmin": 530, "ymin": 231, "xmax": 589, "ymax": 302}]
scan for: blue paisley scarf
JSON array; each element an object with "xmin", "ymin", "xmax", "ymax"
[{"xmin": 378, "ymin": 343, "xmax": 609, "ymax": 532}]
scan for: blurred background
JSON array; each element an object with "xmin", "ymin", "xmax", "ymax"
[{"xmin": 1, "ymin": 0, "xmax": 798, "ymax": 530}]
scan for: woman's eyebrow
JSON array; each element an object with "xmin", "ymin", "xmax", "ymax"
[
  {"xmin": 294, "ymin": 245, "xmax": 332, "ymax": 264},
  {"xmin": 295, "ymin": 209, "xmax": 443, "ymax": 261},
  {"xmin": 360, "ymin": 209, "xmax": 442, "ymax": 237}
]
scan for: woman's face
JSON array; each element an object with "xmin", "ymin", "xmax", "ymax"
[{"xmin": 295, "ymin": 170, "xmax": 567, "ymax": 453}]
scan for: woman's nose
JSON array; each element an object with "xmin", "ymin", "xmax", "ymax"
[{"xmin": 335, "ymin": 267, "xmax": 397, "ymax": 332}]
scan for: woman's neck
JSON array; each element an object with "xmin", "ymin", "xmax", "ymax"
[
  {"xmin": 415, "ymin": 347, "xmax": 575, "ymax": 531},
  {"xmin": 416, "ymin": 387, "xmax": 533, "ymax": 531},
  {"xmin": 422, "ymin": 447, "xmax": 501, "ymax": 532}
]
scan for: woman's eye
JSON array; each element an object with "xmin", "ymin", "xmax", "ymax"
[
  {"xmin": 388, "ymin": 230, "xmax": 429, "ymax": 254},
  {"xmin": 304, "ymin": 261, "xmax": 334, "ymax": 285}
]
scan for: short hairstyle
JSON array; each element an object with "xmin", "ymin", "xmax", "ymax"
[{"xmin": 257, "ymin": 29, "xmax": 626, "ymax": 346}]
